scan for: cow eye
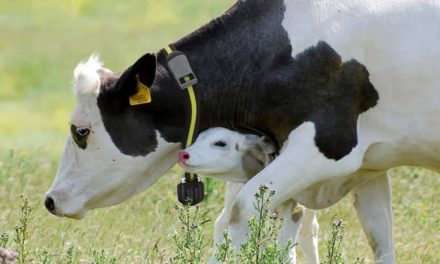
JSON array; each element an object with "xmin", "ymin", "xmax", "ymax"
[
  {"xmin": 214, "ymin": 141, "xmax": 227, "ymax": 147},
  {"xmin": 70, "ymin": 125, "xmax": 90, "ymax": 149},
  {"xmin": 77, "ymin": 127, "xmax": 90, "ymax": 137}
]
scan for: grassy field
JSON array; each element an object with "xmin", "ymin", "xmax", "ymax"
[{"xmin": 0, "ymin": 1, "xmax": 439, "ymax": 263}]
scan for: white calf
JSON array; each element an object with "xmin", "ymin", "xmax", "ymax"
[{"xmin": 179, "ymin": 127, "xmax": 319, "ymax": 264}]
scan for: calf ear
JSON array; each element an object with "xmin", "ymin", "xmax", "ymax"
[
  {"xmin": 257, "ymin": 137, "xmax": 276, "ymax": 154},
  {"xmin": 242, "ymin": 150, "xmax": 266, "ymax": 177},
  {"xmin": 115, "ymin": 53, "xmax": 157, "ymax": 96},
  {"xmin": 244, "ymin": 134, "xmax": 260, "ymax": 145},
  {"xmin": 241, "ymin": 134, "xmax": 260, "ymax": 151},
  {"xmin": 242, "ymin": 137, "xmax": 276, "ymax": 175},
  {"xmin": 243, "ymin": 135, "xmax": 276, "ymax": 154}
]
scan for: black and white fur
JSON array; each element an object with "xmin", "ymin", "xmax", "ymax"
[{"xmin": 46, "ymin": 1, "xmax": 440, "ymax": 263}]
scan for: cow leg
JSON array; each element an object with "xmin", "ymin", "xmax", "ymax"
[
  {"xmin": 209, "ymin": 182, "xmax": 244, "ymax": 264},
  {"xmin": 352, "ymin": 173, "xmax": 394, "ymax": 264},
  {"xmin": 277, "ymin": 200, "xmax": 302, "ymax": 264},
  {"xmin": 214, "ymin": 182, "xmax": 244, "ymax": 244},
  {"xmin": 277, "ymin": 202, "xmax": 320, "ymax": 264},
  {"xmin": 276, "ymin": 203, "xmax": 319, "ymax": 264},
  {"xmin": 298, "ymin": 208, "xmax": 320, "ymax": 264},
  {"xmin": 279, "ymin": 203, "xmax": 320, "ymax": 264},
  {"xmin": 228, "ymin": 122, "xmax": 366, "ymax": 251}
]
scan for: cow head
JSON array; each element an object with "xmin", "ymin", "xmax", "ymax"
[{"xmin": 45, "ymin": 54, "xmax": 180, "ymax": 219}]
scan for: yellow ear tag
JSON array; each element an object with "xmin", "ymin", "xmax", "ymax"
[{"xmin": 129, "ymin": 76, "xmax": 152, "ymax": 106}]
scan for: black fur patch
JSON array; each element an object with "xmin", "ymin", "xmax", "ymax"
[
  {"xmin": 97, "ymin": 54, "xmax": 160, "ymax": 156},
  {"xmin": 96, "ymin": 0, "xmax": 378, "ymax": 160}
]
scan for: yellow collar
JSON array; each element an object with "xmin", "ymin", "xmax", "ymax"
[
  {"xmin": 163, "ymin": 46, "xmax": 199, "ymax": 149},
  {"xmin": 164, "ymin": 45, "xmax": 204, "ymax": 206}
]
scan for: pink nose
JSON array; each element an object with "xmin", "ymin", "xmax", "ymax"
[{"xmin": 178, "ymin": 151, "xmax": 190, "ymax": 164}]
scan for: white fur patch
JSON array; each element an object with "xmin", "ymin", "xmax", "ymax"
[{"xmin": 73, "ymin": 54, "xmax": 103, "ymax": 96}]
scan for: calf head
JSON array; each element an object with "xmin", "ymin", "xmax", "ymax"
[
  {"xmin": 178, "ymin": 128, "xmax": 276, "ymax": 183},
  {"xmin": 45, "ymin": 54, "xmax": 179, "ymax": 219}
]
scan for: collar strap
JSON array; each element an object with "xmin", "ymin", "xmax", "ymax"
[
  {"xmin": 164, "ymin": 46, "xmax": 199, "ymax": 149},
  {"xmin": 164, "ymin": 45, "xmax": 204, "ymax": 206}
]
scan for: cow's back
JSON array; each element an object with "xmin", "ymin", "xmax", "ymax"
[{"xmin": 282, "ymin": 0, "xmax": 440, "ymax": 170}]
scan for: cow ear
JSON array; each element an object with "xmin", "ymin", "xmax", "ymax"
[
  {"xmin": 115, "ymin": 53, "xmax": 156, "ymax": 96},
  {"xmin": 131, "ymin": 53, "xmax": 156, "ymax": 88}
]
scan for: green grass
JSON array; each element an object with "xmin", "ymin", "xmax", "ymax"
[{"xmin": 0, "ymin": 1, "xmax": 439, "ymax": 263}]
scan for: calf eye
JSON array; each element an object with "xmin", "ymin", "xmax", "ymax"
[
  {"xmin": 214, "ymin": 141, "xmax": 227, "ymax": 147},
  {"xmin": 70, "ymin": 125, "xmax": 90, "ymax": 149}
]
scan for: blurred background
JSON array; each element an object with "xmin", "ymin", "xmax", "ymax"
[
  {"xmin": 0, "ymin": 1, "xmax": 439, "ymax": 263},
  {"xmin": 0, "ymin": 0, "xmax": 234, "ymax": 150}
]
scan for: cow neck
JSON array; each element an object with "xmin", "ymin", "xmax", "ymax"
[
  {"xmin": 148, "ymin": 63, "xmax": 188, "ymax": 144},
  {"xmin": 152, "ymin": 0, "xmax": 291, "ymax": 145}
]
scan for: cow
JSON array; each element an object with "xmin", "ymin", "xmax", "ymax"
[
  {"xmin": 179, "ymin": 127, "xmax": 319, "ymax": 264},
  {"xmin": 45, "ymin": 0, "xmax": 440, "ymax": 263}
]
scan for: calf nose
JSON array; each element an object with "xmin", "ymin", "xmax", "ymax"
[
  {"xmin": 178, "ymin": 151, "xmax": 191, "ymax": 164},
  {"xmin": 44, "ymin": 196, "xmax": 56, "ymax": 214}
]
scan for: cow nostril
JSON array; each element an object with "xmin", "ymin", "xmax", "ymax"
[{"xmin": 44, "ymin": 196, "xmax": 56, "ymax": 214}]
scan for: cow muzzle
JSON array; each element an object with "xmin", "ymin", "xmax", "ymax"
[
  {"xmin": 44, "ymin": 191, "xmax": 87, "ymax": 220},
  {"xmin": 44, "ymin": 196, "xmax": 56, "ymax": 215}
]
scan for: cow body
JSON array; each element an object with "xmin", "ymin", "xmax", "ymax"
[
  {"xmin": 229, "ymin": 2, "xmax": 440, "ymax": 263},
  {"xmin": 283, "ymin": 0, "xmax": 440, "ymax": 173},
  {"xmin": 46, "ymin": 1, "xmax": 440, "ymax": 263},
  {"xmin": 275, "ymin": 0, "xmax": 440, "ymax": 240}
]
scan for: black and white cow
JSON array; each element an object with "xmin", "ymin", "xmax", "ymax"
[
  {"xmin": 179, "ymin": 127, "xmax": 319, "ymax": 264},
  {"xmin": 45, "ymin": 1, "xmax": 440, "ymax": 263}
]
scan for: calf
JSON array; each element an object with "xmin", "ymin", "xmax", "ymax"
[{"xmin": 180, "ymin": 128, "xmax": 319, "ymax": 264}]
